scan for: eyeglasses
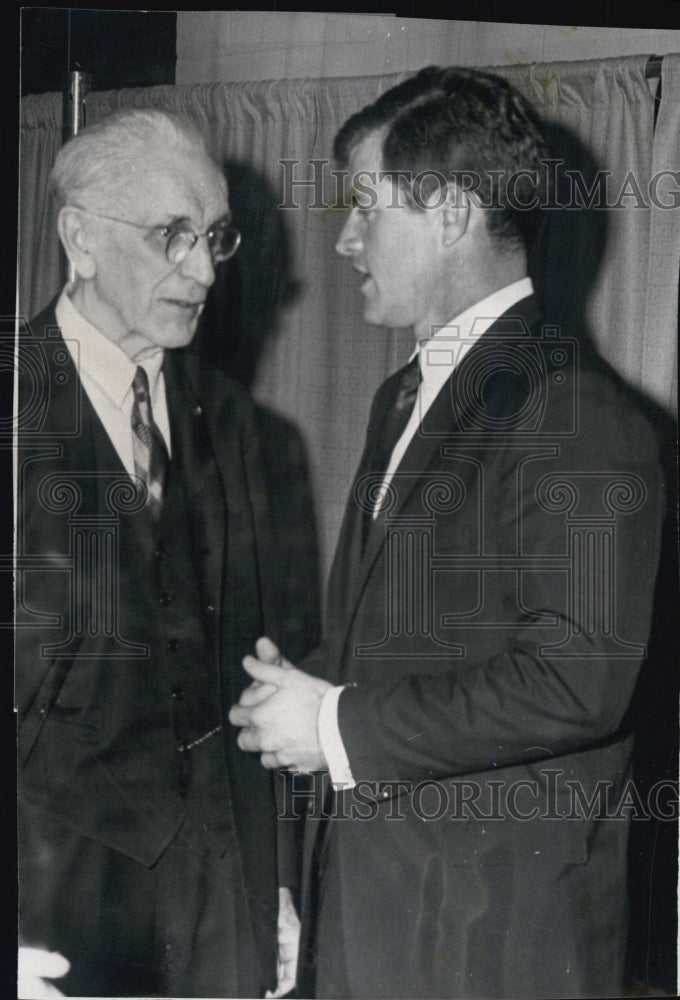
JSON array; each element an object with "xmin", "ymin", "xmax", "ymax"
[{"xmin": 75, "ymin": 207, "xmax": 241, "ymax": 266}]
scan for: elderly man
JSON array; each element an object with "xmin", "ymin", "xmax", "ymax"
[
  {"xmin": 17, "ymin": 109, "xmax": 298, "ymax": 998},
  {"xmin": 230, "ymin": 68, "xmax": 664, "ymax": 999}
]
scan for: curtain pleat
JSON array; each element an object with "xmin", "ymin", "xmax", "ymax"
[
  {"xmin": 18, "ymin": 58, "xmax": 679, "ymax": 580},
  {"xmin": 18, "ymin": 92, "xmax": 63, "ymax": 320},
  {"xmin": 642, "ymin": 53, "xmax": 680, "ymax": 412},
  {"xmin": 498, "ymin": 57, "xmax": 660, "ymax": 402}
]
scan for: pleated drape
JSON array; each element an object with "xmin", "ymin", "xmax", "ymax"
[
  {"xmin": 642, "ymin": 53, "xmax": 680, "ymax": 414},
  {"xmin": 18, "ymin": 92, "xmax": 63, "ymax": 324}
]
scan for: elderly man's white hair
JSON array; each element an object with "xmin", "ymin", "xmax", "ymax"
[{"xmin": 49, "ymin": 108, "xmax": 221, "ymax": 212}]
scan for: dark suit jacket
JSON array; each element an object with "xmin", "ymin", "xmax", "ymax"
[
  {"xmin": 16, "ymin": 300, "xmax": 284, "ymax": 994},
  {"xmin": 300, "ymin": 296, "xmax": 665, "ymax": 999}
]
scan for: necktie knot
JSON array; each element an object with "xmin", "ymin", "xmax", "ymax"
[{"xmin": 132, "ymin": 367, "xmax": 150, "ymax": 404}]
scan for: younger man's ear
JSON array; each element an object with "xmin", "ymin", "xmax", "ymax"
[
  {"xmin": 57, "ymin": 207, "xmax": 97, "ymax": 280},
  {"xmin": 440, "ymin": 182, "xmax": 471, "ymax": 247}
]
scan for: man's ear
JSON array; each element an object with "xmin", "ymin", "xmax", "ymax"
[
  {"xmin": 440, "ymin": 183, "xmax": 471, "ymax": 247},
  {"xmin": 57, "ymin": 207, "xmax": 97, "ymax": 279}
]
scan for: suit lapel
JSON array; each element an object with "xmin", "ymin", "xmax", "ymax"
[
  {"xmin": 339, "ymin": 295, "xmax": 542, "ymax": 646},
  {"xmin": 163, "ymin": 350, "xmax": 225, "ymax": 631},
  {"xmin": 324, "ymin": 431, "xmax": 376, "ymax": 642},
  {"xmin": 17, "ymin": 307, "xmax": 132, "ymax": 687},
  {"xmin": 20, "ymin": 305, "xmax": 127, "ymax": 516},
  {"xmin": 323, "ymin": 366, "xmax": 411, "ymax": 652}
]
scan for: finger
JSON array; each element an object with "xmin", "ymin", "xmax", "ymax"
[
  {"xmin": 236, "ymin": 728, "xmax": 265, "ymax": 753},
  {"xmin": 277, "ymin": 941, "xmax": 298, "ymax": 962},
  {"xmin": 238, "ymin": 681, "xmax": 278, "ymax": 707},
  {"xmin": 242, "ymin": 656, "xmax": 294, "ymax": 686},
  {"xmin": 265, "ymin": 969, "xmax": 295, "ymax": 998},
  {"xmin": 255, "ymin": 636, "xmax": 296, "ymax": 670},
  {"xmin": 272, "ymin": 962, "xmax": 297, "ymax": 998},
  {"xmin": 18, "ymin": 948, "xmax": 70, "ymax": 999},
  {"xmin": 255, "ymin": 636, "xmax": 283, "ymax": 665},
  {"xmin": 19, "ymin": 948, "xmax": 70, "ymax": 979},
  {"xmin": 228, "ymin": 703, "xmax": 255, "ymax": 727},
  {"xmin": 260, "ymin": 751, "xmax": 287, "ymax": 769}
]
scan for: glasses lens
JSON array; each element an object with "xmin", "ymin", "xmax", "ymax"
[
  {"xmin": 210, "ymin": 226, "xmax": 241, "ymax": 263},
  {"xmin": 166, "ymin": 230, "xmax": 194, "ymax": 266},
  {"xmin": 165, "ymin": 226, "xmax": 241, "ymax": 266}
]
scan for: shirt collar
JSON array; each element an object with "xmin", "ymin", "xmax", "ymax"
[
  {"xmin": 416, "ymin": 277, "xmax": 534, "ymax": 390},
  {"xmin": 55, "ymin": 284, "xmax": 165, "ymax": 408}
]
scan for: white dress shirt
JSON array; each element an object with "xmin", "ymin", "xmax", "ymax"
[
  {"xmin": 56, "ymin": 285, "xmax": 171, "ymax": 472},
  {"xmin": 319, "ymin": 278, "xmax": 535, "ymax": 789}
]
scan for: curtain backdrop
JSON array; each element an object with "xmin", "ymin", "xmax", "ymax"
[
  {"xmin": 18, "ymin": 92, "xmax": 63, "ymax": 323},
  {"xmin": 18, "ymin": 56, "xmax": 679, "ymax": 583},
  {"xmin": 643, "ymin": 53, "xmax": 680, "ymax": 412}
]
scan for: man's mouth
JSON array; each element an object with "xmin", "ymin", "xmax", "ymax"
[
  {"xmin": 354, "ymin": 267, "xmax": 373, "ymax": 293},
  {"xmin": 162, "ymin": 298, "xmax": 205, "ymax": 312}
]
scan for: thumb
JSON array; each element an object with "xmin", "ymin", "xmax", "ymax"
[
  {"xmin": 242, "ymin": 656, "xmax": 295, "ymax": 686},
  {"xmin": 256, "ymin": 636, "xmax": 284, "ymax": 666}
]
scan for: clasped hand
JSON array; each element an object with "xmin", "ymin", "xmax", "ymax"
[{"xmin": 229, "ymin": 637, "xmax": 332, "ymax": 772}]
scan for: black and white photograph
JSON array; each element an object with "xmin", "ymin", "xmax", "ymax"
[{"xmin": 15, "ymin": 7, "xmax": 679, "ymax": 999}]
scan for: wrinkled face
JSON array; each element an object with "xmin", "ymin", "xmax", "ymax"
[
  {"xmin": 335, "ymin": 129, "xmax": 445, "ymax": 340},
  {"xmin": 80, "ymin": 143, "xmax": 230, "ymax": 358}
]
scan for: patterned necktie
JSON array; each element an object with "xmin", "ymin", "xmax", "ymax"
[
  {"xmin": 131, "ymin": 365, "xmax": 168, "ymax": 518},
  {"xmin": 362, "ymin": 353, "xmax": 421, "ymax": 549}
]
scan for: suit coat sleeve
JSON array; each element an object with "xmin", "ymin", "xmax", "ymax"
[{"xmin": 336, "ymin": 366, "xmax": 666, "ymax": 787}]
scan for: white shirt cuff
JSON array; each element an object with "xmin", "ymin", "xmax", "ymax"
[{"xmin": 317, "ymin": 686, "xmax": 355, "ymax": 790}]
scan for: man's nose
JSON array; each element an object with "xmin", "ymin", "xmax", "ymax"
[
  {"xmin": 335, "ymin": 211, "xmax": 363, "ymax": 257},
  {"xmin": 178, "ymin": 235, "xmax": 216, "ymax": 287}
]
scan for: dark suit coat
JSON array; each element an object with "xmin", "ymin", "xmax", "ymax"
[
  {"xmin": 16, "ymin": 301, "xmax": 284, "ymax": 994},
  {"xmin": 300, "ymin": 296, "xmax": 665, "ymax": 999}
]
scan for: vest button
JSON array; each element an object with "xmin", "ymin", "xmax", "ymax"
[
  {"xmin": 172, "ymin": 687, "xmax": 185, "ymax": 701},
  {"xmin": 167, "ymin": 638, "xmax": 179, "ymax": 652},
  {"xmin": 159, "ymin": 592, "xmax": 173, "ymax": 607},
  {"xmin": 206, "ymin": 602, "xmax": 215, "ymax": 613},
  {"xmin": 192, "ymin": 404, "xmax": 203, "ymax": 417}
]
